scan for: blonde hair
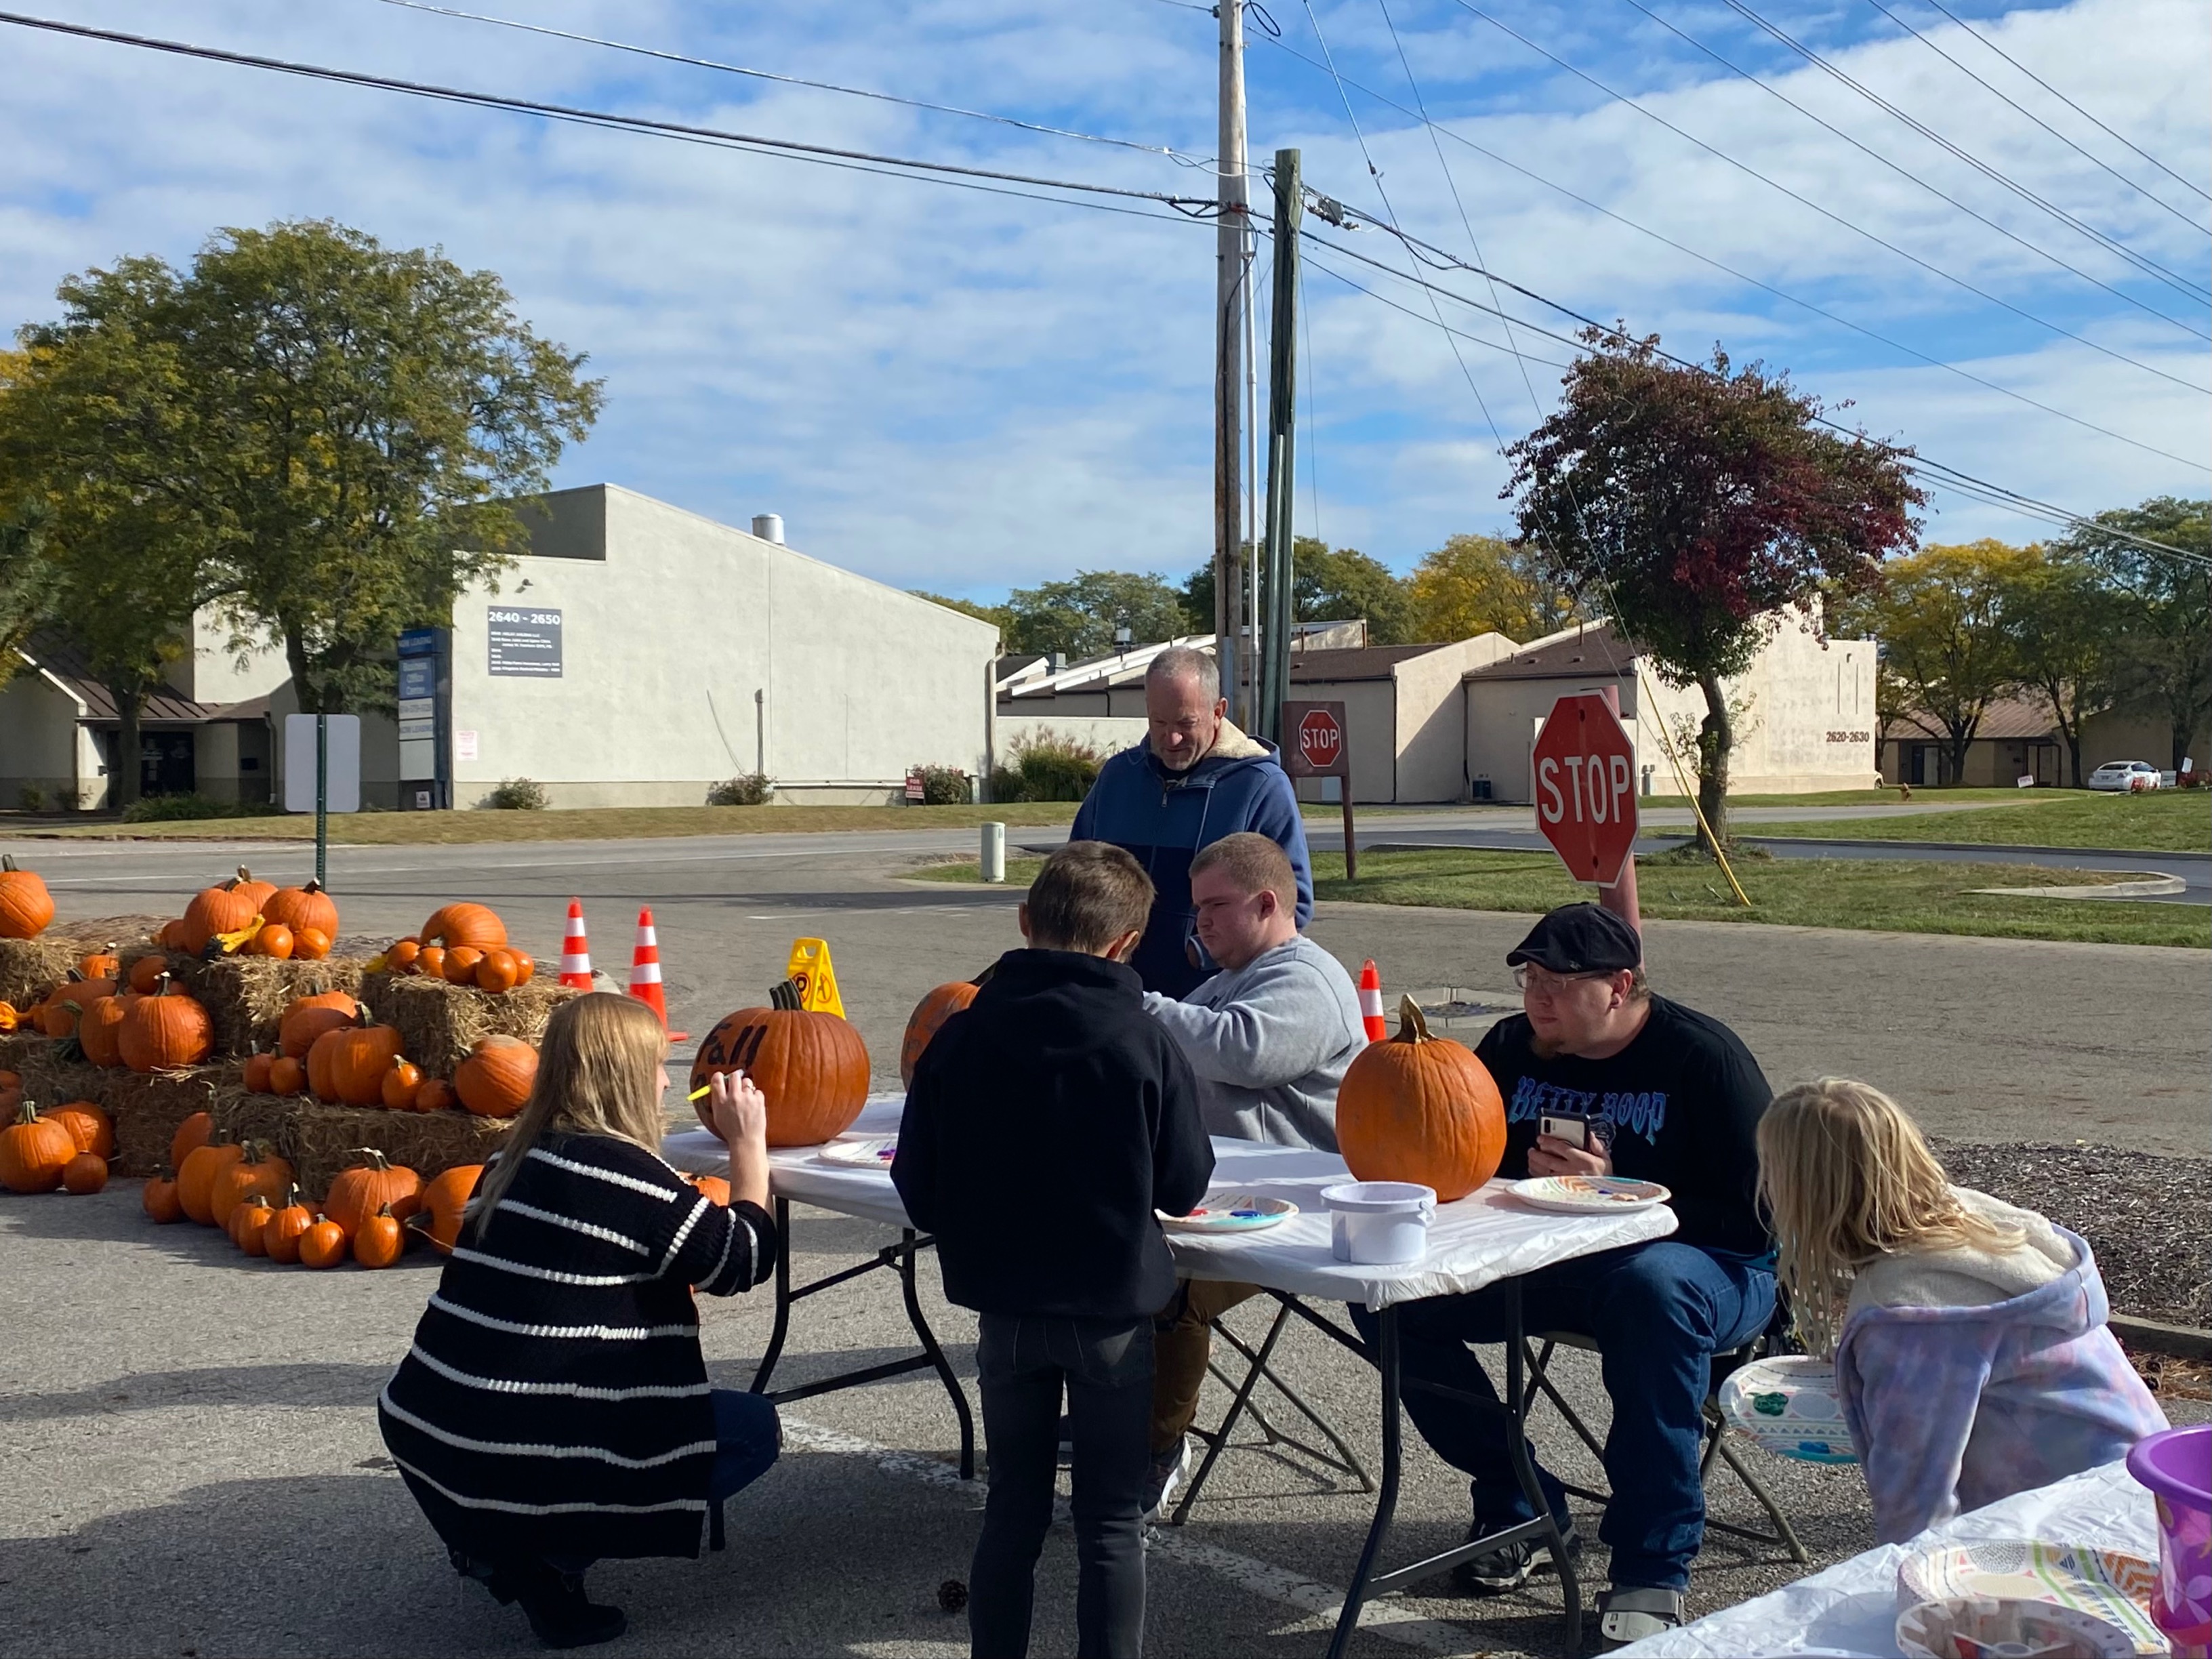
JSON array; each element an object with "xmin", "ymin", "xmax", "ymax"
[
  {"xmin": 1757, "ymin": 1078, "xmax": 2024, "ymax": 1356},
  {"xmin": 471, "ymin": 993, "xmax": 669, "ymax": 1238}
]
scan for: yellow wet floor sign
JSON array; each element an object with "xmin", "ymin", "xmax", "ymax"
[{"xmin": 783, "ymin": 938, "xmax": 845, "ymax": 1018}]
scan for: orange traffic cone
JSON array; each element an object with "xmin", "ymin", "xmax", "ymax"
[
  {"xmin": 627, "ymin": 907, "xmax": 685, "ymax": 1038},
  {"xmin": 1357, "ymin": 959, "xmax": 1387, "ymax": 1042},
  {"xmin": 559, "ymin": 899, "xmax": 593, "ymax": 989}
]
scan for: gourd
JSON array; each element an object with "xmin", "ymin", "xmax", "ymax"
[
  {"xmin": 454, "ymin": 1036, "xmax": 537, "ymax": 1118},
  {"xmin": 261, "ymin": 879, "xmax": 338, "ymax": 941},
  {"xmin": 143, "ymin": 1165, "xmax": 185, "ymax": 1223},
  {"xmin": 48, "ymin": 1101, "xmax": 115, "ymax": 1161},
  {"xmin": 409, "ymin": 1164, "xmax": 484, "ymax": 1252},
  {"xmin": 353, "ymin": 1203, "xmax": 405, "ymax": 1269},
  {"xmin": 421, "ymin": 903, "xmax": 506, "ymax": 953},
  {"xmin": 1, "ymin": 1102, "xmax": 77, "ymax": 1193},
  {"xmin": 1335, "ymin": 996, "xmax": 1507, "ymax": 1203},
  {"xmin": 298, "ymin": 1214, "xmax": 347, "ymax": 1269},
  {"xmin": 0, "ymin": 855, "xmax": 56, "ymax": 939},
  {"xmin": 61, "ymin": 1151, "xmax": 109, "ymax": 1195},
  {"xmin": 279, "ymin": 992, "xmax": 360, "ymax": 1059},
  {"xmin": 899, "ymin": 981, "xmax": 981, "ymax": 1087},
  {"xmin": 117, "ymin": 977, "xmax": 214, "ymax": 1071},
  {"xmin": 691, "ymin": 1005, "xmax": 870, "ymax": 1147},
  {"xmin": 323, "ymin": 1148, "xmax": 422, "ymax": 1240},
  {"xmin": 381, "ymin": 1057, "xmax": 425, "ymax": 1111}
]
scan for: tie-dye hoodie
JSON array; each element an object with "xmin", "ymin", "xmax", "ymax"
[{"xmin": 1835, "ymin": 1190, "xmax": 2167, "ymax": 1544}]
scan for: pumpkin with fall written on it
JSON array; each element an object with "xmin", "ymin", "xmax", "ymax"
[
  {"xmin": 117, "ymin": 978, "xmax": 213, "ymax": 1072},
  {"xmin": 899, "ymin": 979, "xmax": 982, "ymax": 1087},
  {"xmin": 691, "ymin": 1005, "xmax": 870, "ymax": 1147},
  {"xmin": 1, "ymin": 1102, "xmax": 77, "ymax": 1193},
  {"xmin": 0, "ymin": 855, "xmax": 55, "ymax": 939},
  {"xmin": 1335, "ymin": 996, "xmax": 1507, "ymax": 1204}
]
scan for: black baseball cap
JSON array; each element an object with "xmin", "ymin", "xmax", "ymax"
[{"xmin": 1505, "ymin": 904, "xmax": 1642, "ymax": 974}]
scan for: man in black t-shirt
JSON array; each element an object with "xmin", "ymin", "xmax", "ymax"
[{"xmin": 1354, "ymin": 905, "xmax": 1776, "ymax": 1648}]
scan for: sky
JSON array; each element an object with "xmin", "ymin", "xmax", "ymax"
[{"xmin": 1, "ymin": 0, "xmax": 2205, "ymax": 605}]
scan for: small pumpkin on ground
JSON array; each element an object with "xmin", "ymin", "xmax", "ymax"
[
  {"xmin": 298, "ymin": 1214, "xmax": 348, "ymax": 1269},
  {"xmin": 49, "ymin": 1101, "xmax": 115, "ymax": 1161},
  {"xmin": 1, "ymin": 1103, "xmax": 77, "ymax": 1193},
  {"xmin": 354, "ymin": 1202, "xmax": 405, "ymax": 1269},
  {"xmin": 117, "ymin": 977, "xmax": 214, "ymax": 1071},
  {"xmin": 422, "ymin": 903, "xmax": 506, "ymax": 954},
  {"xmin": 1335, "ymin": 996, "xmax": 1507, "ymax": 1204},
  {"xmin": 899, "ymin": 979, "xmax": 982, "ymax": 1087},
  {"xmin": 231, "ymin": 1192, "xmax": 276, "ymax": 1254},
  {"xmin": 79, "ymin": 996, "xmax": 131, "ymax": 1068},
  {"xmin": 262, "ymin": 879, "xmax": 338, "ymax": 942},
  {"xmin": 324, "ymin": 1148, "xmax": 422, "ymax": 1240},
  {"xmin": 268, "ymin": 1055, "xmax": 307, "ymax": 1097},
  {"xmin": 382, "ymin": 1057, "xmax": 425, "ymax": 1111},
  {"xmin": 414, "ymin": 1077, "xmax": 459, "ymax": 1113},
  {"xmin": 0, "ymin": 854, "xmax": 56, "ymax": 939},
  {"xmin": 264, "ymin": 1185, "xmax": 314, "ymax": 1264},
  {"xmin": 691, "ymin": 1004, "xmax": 871, "ymax": 1147},
  {"xmin": 177, "ymin": 1136, "xmax": 243, "ymax": 1225},
  {"xmin": 409, "ymin": 1164, "xmax": 484, "ymax": 1252},
  {"xmin": 455, "ymin": 1036, "xmax": 538, "ymax": 1118},
  {"xmin": 62, "ymin": 1151, "xmax": 109, "ymax": 1195},
  {"xmin": 170, "ymin": 1111, "xmax": 213, "ymax": 1172},
  {"xmin": 211, "ymin": 1141, "xmax": 294, "ymax": 1231},
  {"xmin": 143, "ymin": 1165, "xmax": 185, "ymax": 1223}
]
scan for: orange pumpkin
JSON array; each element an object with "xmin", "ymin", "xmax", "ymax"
[
  {"xmin": 243, "ymin": 1052, "xmax": 274, "ymax": 1093},
  {"xmin": 422, "ymin": 903, "xmax": 507, "ymax": 953},
  {"xmin": 127, "ymin": 954, "xmax": 171, "ymax": 994},
  {"xmin": 0, "ymin": 1007, "xmax": 18, "ymax": 1039},
  {"xmin": 268, "ymin": 1055, "xmax": 306, "ymax": 1097},
  {"xmin": 79, "ymin": 995, "xmax": 131, "ymax": 1068},
  {"xmin": 49, "ymin": 1101, "xmax": 115, "ymax": 1161},
  {"xmin": 691, "ymin": 1174, "xmax": 732, "ymax": 1206},
  {"xmin": 79, "ymin": 943, "xmax": 121, "ymax": 981},
  {"xmin": 177, "ymin": 1137, "xmax": 242, "ymax": 1225},
  {"xmin": 1336, "ymin": 996, "xmax": 1507, "ymax": 1203},
  {"xmin": 170, "ymin": 1111, "xmax": 213, "ymax": 1171},
  {"xmin": 474, "ymin": 948, "xmax": 521, "ymax": 994},
  {"xmin": 292, "ymin": 926, "xmax": 332, "ymax": 962},
  {"xmin": 229, "ymin": 866, "xmax": 277, "ymax": 912},
  {"xmin": 263, "ymin": 1185, "xmax": 314, "ymax": 1264},
  {"xmin": 62, "ymin": 1151, "xmax": 109, "ymax": 1195},
  {"xmin": 1, "ymin": 1102, "xmax": 77, "ymax": 1192},
  {"xmin": 381, "ymin": 1057, "xmax": 424, "ymax": 1112},
  {"xmin": 117, "ymin": 978, "xmax": 213, "ymax": 1071},
  {"xmin": 252, "ymin": 922, "xmax": 295, "ymax": 960},
  {"xmin": 211, "ymin": 1141, "xmax": 294, "ymax": 1231},
  {"xmin": 386, "ymin": 937, "xmax": 422, "ymax": 973},
  {"xmin": 454, "ymin": 1036, "xmax": 538, "ymax": 1118},
  {"xmin": 691, "ymin": 1006, "xmax": 871, "ymax": 1147},
  {"xmin": 231, "ymin": 1192, "xmax": 275, "ymax": 1254},
  {"xmin": 180, "ymin": 875, "xmax": 259, "ymax": 954},
  {"xmin": 157, "ymin": 918, "xmax": 192, "ymax": 951},
  {"xmin": 324, "ymin": 1148, "xmax": 422, "ymax": 1240},
  {"xmin": 279, "ymin": 991, "xmax": 361, "ymax": 1059},
  {"xmin": 262, "ymin": 879, "xmax": 338, "ymax": 941},
  {"xmin": 442, "ymin": 945, "xmax": 485, "ymax": 987},
  {"xmin": 414, "ymin": 1076, "xmax": 459, "ymax": 1113},
  {"xmin": 314, "ymin": 1025, "xmax": 405, "ymax": 1107},
  {"xmin": 298, "ymin": 1214, "xmax": 348, "ymax": 1269},
  {"xmin": 0, "ymin": 855, "xmax": 56, "ymax": 939},
  {"xmin": 353, "ymin": 1203, "xmax": 405, "ymax": 1269},
  {"xmin": 899, "ymin": 980, "xmax": 981, "ymax": 1087},
  {"xmin": 43, "ymin": 975, "xmax": 120, "ymax": 1038},
  {"xmin": 409, "ymin": 1164, "xmax": 485, "ymax": 1252},
  {"xmin": 415, "ymin": 945, "xmax": 447, "ymax": 981},
  {"xmin": 143, "ymin": 1165, "xmax": 185, "ymax": 1223},
  {"xmin": 509, "ymin": 949, "xmax": 535, "ymax": 986}
]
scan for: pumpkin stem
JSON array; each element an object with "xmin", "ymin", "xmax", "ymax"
[
  {"xmin": 347, "ymin": 1147, "xmax": 392, "ymax": 1170},
  {"xmin": 0, "ymin": 855, "xmax": 15, "ymax": 872},
  {"xmin": 302, "ymin": 878, "xmax": 326, "ymax": 895},
  {"xmin": 1393, "ymin": 994, "xmax": 1435, "ymax": 1044},
  {"xmin": 16, "ymin": 1099, "xmax": 41, "ymax": 1124}
]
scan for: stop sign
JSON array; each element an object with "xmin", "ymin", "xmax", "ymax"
[
  {"xmin": 1532, "ymin": 693, "xmax": 1639, "ymax": 887},
  {"xmin": 1296, "ymin": 708, "xmax": 1344, "ymax": 773}
]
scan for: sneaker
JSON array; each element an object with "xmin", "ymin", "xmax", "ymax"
[
  {"xmin": 1056, "ymin": 1413, "xmax": 1074, "ymax": 1470},
  {"xmin": 509, "ymin": 1562, "xmax": 628, "ymax": 1651},
  {"xmin": 1448, "ymin": 1519, "xmax": 1581, "ymax": 1598},
  {"xmin": 1596, "ymin": 1584, "xmax": 1686, "ymax": 1649},
  {"xmin": 1143, "ymin": 1435, "xmax": 1193, "ymax": 1521}
]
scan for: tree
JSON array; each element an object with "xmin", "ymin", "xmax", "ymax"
[
  {"xmin": 178, "ymin": 222, "xmax": 602, "ymax": 713},
  {"xmin": 1852, "ymin": 540, "xmax": 2037, "ymax": 786},
  {"xmin": 1183, "ymin": 538, "xmax": 1418, "ymax": 644},
  {"xmin": 2060, "ymin": 497, "xmax": 2211, "ymax": 771},
  {"xmin": 1504, "ymin": 329, "xmax": 1922, "ymax": 851},
  {"xmin": 1407, "ymin": 534, "xmax": 1585, "ymax": 643},
  {"xmin": 910, "ymin": 591, "xmax": 1010, "ymax": 638},
  {"xmin": 2002, "ymin": 548, "xmax": 2126, "ymax": 787},
  {"xmin": 1001, "ymin": 569, "xmax": 1189, "ymax": 659},
  {"xmin": 0, "ymin": 506, "xmax": 53, "ymax": 687}
]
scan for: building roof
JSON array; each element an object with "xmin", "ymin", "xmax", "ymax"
[
  {"xmin": 1885, "ymin": 695, "xmax": 2057, "ymax": 743},
  {"xmin": 22, "ymin": 635, "xmax": 225, "ymax": 724},
  {"xmin": 1462, "ymin": 623, "xmax": 1639, "ymax": 682},
  {"xmin": 1286, "ymin": 644, "xmax": 1448, "ymax": 683}
]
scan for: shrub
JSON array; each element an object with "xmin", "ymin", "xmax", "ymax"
[
  {"xmin": 1004, "ymin": 731, "xmax": 1105, "ymax": 802},
  {"xmin": 120, "ymin": 793, "xmax": 262, "ymax": 822},
  {"xmin": 17, "ymin": 785, "xmax": 47, "ymax": 813},
  {"xmin": 909, "ymin": 765, "xmax": 972, "ymax": 806},
  {"xmin": 485, "ymin": 777, "xmax": 549, "ymax": 811},
  {"xmin": 707, "ymin": 773, "xmax": 775, "ymax": 806},
  {"xmin": 52, "ymin": 785, "xmax": 83, "ymax": 812}
]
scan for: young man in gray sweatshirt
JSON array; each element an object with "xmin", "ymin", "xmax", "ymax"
[{"xmin": 1138, "ymin": 831, "xmax": 1368, "ymax": 1516}]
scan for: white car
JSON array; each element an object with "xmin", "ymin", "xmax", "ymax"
[{"xmin": 2087, "ymin": 760, "xmax": 2165, "ymax": 792}]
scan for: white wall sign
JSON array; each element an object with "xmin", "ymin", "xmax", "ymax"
[
  {"xmin": 457, "ymin": 730, "xmax": 480, "ymax": 761},
  {"xmin": 488, "ymin": 607, "xmax": 562, "ymax": 677},
  {"xmin": 282, "ymin": 714, "xmax": 362, "ymax": 813}
]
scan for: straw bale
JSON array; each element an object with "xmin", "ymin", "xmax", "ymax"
[
  {"xmin": 285, "ymin": 1102, "xmax": 513, "ymax": 1203},
  {"xmin": 112, "ymin": 949, "xmax": 368, "ymax": 1058},
  {"xmin": 207, "ymin": 1069, "xmax": 307, "ymax": 1157},
  {"xmin": 104, "ymin": 1065, "xmax": 227, "ymax": 1176},
  {"xmin": 359, "ymin": 972, "xmax": 575, "ymax": 1078},
  {"xmin": 0, "ymin": 938, "xmax": 79, "ymax": 1009},
  {"xmin": 14, "ymin": 1045, "xmax": 108, "ymax": 1116},
  {"xmin": 1, "ymin": 1029, "xmax": 45, "ymax": 1074}
]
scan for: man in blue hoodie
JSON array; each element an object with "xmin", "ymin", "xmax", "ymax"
[{"xmin": 1070, "ymin": 645, "xmax": 1313, "ymax": 998}]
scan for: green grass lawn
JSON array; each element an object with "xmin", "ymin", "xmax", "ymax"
[
  {"xmin": 1745, "ymin": 789, "xmax": 2210, "ymax": 853},
  {"xmin": 910, "ymin": 848, "xmax": 2207, "ymax": 947},
  {"xmin": 1642, "ymin": 787, "xmax": 2039, "ymax": 809}
]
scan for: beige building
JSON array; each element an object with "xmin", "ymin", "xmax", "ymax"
[
  {"xmin": 1283, "ymin": 638, "xmax": 1518, "ymax": 803},
  {"xmin": 1882, "ymin": 695, "xmax": 2204, "ymax": 788}
]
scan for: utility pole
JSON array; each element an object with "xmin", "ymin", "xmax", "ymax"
[
  {"xmin": 1213, "ymin": 0, "xmax": 1249, "ymax": 725},
  {"xmin": 1258, "ymin": 147, "xmax": 1301, "ymax": 745}
]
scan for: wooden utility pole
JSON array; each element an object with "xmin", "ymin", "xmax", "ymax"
[
  {"xmin": 1213, "ymin": 0, "xmax": 1250, "ymax": 722},
  {"xmin": 1258, "ymin": 147, "xmax": 1301, "ymax": 745}
]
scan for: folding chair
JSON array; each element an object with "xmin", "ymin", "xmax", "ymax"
[{"xmin": 1517, "ymin": 1320, "xmax": 1808, "ymax": 1563}]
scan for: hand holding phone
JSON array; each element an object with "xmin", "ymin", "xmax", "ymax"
[
  {"xmin": 1531, "ymin": 1113, "xmax": 1612, "ymax": 1177},
  {"xmin": 1539, "ymin": 1113, "xmax": 1588, "ymax": 1149}
]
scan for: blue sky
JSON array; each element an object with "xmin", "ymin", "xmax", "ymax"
[{"xmin": 1, "ymin": 0, "xmax": 2205, "ymax": 605}]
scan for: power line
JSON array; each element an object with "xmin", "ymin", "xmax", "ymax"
[
  {"xmin": 1713, "ymin": 0, "xmax": 2209, "ymax": 303},
  {"xmin": 1443, "ymin": 0, "xmax": 2211, "ymax": 393},
  {"xmin": 369, "ymin": 0, "xmax": 1219, "ymax": 173},
  {"xmin": 1914, "ymin": 0, "xmax": 2210, "ymax": 207},
  {"xmin": 1611, "ymin": 0, "xmax": 2211, "ymax": 335},
  {"xmin": 0, "ymin": 11, "xmax": 1225, "ymax": 224},
  {"xmin": 1252, "ymin": 28, "xmax": 2209, "ymax": 470},
  {"xmin": 1856, "ymin": 0, "xmax": 2209, "ymax": 234}
]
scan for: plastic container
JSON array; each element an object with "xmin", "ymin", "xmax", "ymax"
[
  {"xmin": 1321, "ymin": 1181, "xmax": 1435, "ymax": 1265},
  {"xmin": 2128, "ymin": 1424, "xmax": 2211, "ymax": 1658}
]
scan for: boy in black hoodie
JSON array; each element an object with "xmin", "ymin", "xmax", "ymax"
[{"xmin": 895, "ymin": 841, "xmax": 1214, "ymax": 1659}]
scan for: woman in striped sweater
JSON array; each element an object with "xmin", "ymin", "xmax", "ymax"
[{"xmin": 380, "ymin": 993, "xmax": 778, "ymax": 1649}]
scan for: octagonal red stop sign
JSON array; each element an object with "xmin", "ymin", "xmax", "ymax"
[
  {"xmin": 1296, "ymin": 707, "xmax": 1345, "ymax": 773},
  {"xmin": 1532, "ymin": 693, "xmax": 1639, "ymax": 887}
]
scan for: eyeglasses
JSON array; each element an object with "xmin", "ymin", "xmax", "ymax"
[{"xmin": 1513, "ymin": 965, "xmax": 1617, "ymax": 995}]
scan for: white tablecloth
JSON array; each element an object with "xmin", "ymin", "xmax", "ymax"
[
  {"xmin": 1613, "ymin": 1459, "xmax": 2159, "ymax": 1658},
  {"xmin": 663, "ymin": 1097, "xmax": 1676, "ymax": 1310}
]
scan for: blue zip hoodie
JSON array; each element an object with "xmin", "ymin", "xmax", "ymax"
[{"xmin": 1070, "ymin": 719, "xmax": 1313, "ymax": 998}]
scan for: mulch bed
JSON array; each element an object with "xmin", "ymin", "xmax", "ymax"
[{"xmin": 1931, "ymin": 1137, "xmax": 2211, "ymax": 1328}]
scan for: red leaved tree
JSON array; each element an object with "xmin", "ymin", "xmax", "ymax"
[{"xmin": 1503, "ymin": 329, "xmax": 1923, "ymax": 852}]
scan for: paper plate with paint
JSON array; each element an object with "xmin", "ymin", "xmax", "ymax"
[
  {"xmin": 1719, "ymin": 1355, "xmax": 1858, "ymax": 1465},
  {"xmin": 1897, "ymin": 1540, "xmax": 2165, "ymax": 1655},
  {"xmin": 816, "ymin": 1137, "xmax": 898, "ymax": 1169},
  {"xmin": 1160, "ymin": 1193, "xmax": 1298, "ymax": 1233},
  {"xmin": 1896, "ymin": 1595, "xmax": 2137, "ymax": 1659},
  {"xmin": 1508, "ymin": 1174, "xmax": 1671, "ymax": 1214}
]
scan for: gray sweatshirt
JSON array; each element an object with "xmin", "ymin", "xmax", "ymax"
[{"xmin": 1143, "ymin": 935, "xmax": 1367, "ymax": 1151}]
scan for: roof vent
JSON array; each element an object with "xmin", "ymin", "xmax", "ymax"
[{"xmin": 752, "ymin": 513, "xmax": 785, "ymax": 545}]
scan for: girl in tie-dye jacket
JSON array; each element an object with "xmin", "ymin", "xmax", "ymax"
[{"xmin": 1757, "ymin": 1079, "xmax": 2166, "ymax": 1543}]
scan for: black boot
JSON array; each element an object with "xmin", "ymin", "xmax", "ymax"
[
  {"xmin": 448, "ymin": 1547, "xmax": 518, "ymax": 1605},
  {"xmin": 508, "ymin": 1560, "xmax": 627, "ymax": 1650}
]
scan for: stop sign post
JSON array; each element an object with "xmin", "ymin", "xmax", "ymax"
[
  {"xmin": 1532, "ymin": 691, "xmax": 1643, "ymax": 929},
  {"xmin": 1281, "ymin": 699, "xmax": 1357, "ymax": 879}
]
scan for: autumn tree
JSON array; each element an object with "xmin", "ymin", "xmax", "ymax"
[
  {"xmin": 1407, "ymin": 534, "xmax": 1584, "ymax": 643},
  {"xmin": 1504, "ymin": 329, "xmax": 1921, "ymax": 851}
]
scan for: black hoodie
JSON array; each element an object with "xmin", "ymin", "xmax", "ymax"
[{"xmin": 893, "ymin": 949, "xmax": 1215, "ymax": 1321}]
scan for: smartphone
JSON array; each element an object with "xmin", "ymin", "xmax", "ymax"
[{"xmin": 1539, "ymin": 1113, "xmax": 1589, "ymax": 1149}]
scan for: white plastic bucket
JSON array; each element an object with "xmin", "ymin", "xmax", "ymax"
[{"xmin": 1322, "ymin": 1181, "xmax": 1437, "ymax": 1265}]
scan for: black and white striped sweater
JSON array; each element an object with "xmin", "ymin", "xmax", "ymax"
[{"xmin": 378, "ymin": 1132, "xmax": 776, "ymax": 1562}]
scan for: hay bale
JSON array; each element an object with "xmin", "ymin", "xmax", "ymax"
[
  {"xmin": 0, "ymin": 1029, "xmax": 45, "ymax": 1075},
  {"xmin": 359, "ymin": 972, "xmax": 576, "ymax": 1078},
  {"xmin": 0, "ymin": 937, "xmax": 78, "ymax": 1009},
  {"xmin": 112, "ymin": 949, "xmax": 367, "ymax": 1057},
  {"xmin": 207, "ymin": 1069, "xmax": 306, "ymax": 1156},
  {"xmin": 14, "ymin": 1044, "xmax": 108, "ymax": 1115},
  {"xmin": 286, "ymin": 1102, "xmax": 513, "ymax": 1203},
  {"xmin": 105, "ymin": 1065, "xmax": 227, "ymax": 1176}
]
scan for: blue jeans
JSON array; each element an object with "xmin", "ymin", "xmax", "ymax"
[
  {"xmin": 709, "ymin": 1387, "xmax": 781, "ymax": 1504},
  {"xmin": 1352, "ymin": 1240, "xmax": 1774, "ymax": 1591}
]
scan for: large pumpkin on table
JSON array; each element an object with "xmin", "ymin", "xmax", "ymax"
[
  {"xmin": 691, "ymin": 1006, "xmax": 870, "ymax": 1147},
  {"xmin": 1336, "ymin": 996, "xmax": 1507, "ymax": 1203},
  {"xmin": 899, "ymin": 980, "xmax": 981, "ymax": 1088},
  {"xmin": 0, "ymin": 855, "xmax": 55, "ymax": 939},
  {"xmin": 117, "ymin": 979, "xmax": 213, "ymax": 1071}
]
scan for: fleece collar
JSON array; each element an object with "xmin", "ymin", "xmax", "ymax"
[{"xmin": 1145, "ymin": 718, "xmax": 1277, "ymax": 783}]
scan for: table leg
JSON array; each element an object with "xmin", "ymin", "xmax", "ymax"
[
  {"xmin": 749, "ymin": 1196, "xmax": 794, "ymax": 1395},
  {"xmin": 899, "ymin": 1228, "xmax": 977, "ymax": 1481},
  {"xmin": 1504, "ymin": 1283, "xmax": 1582, "ymax": 1654},
  {"xmin": 1170, "ymin": 1301, "xmax": 1293, "ymax": 1525},
  {"xmin": 1326, "ymin": 1305, "xmax": 1403, "ymax": 1659}
]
